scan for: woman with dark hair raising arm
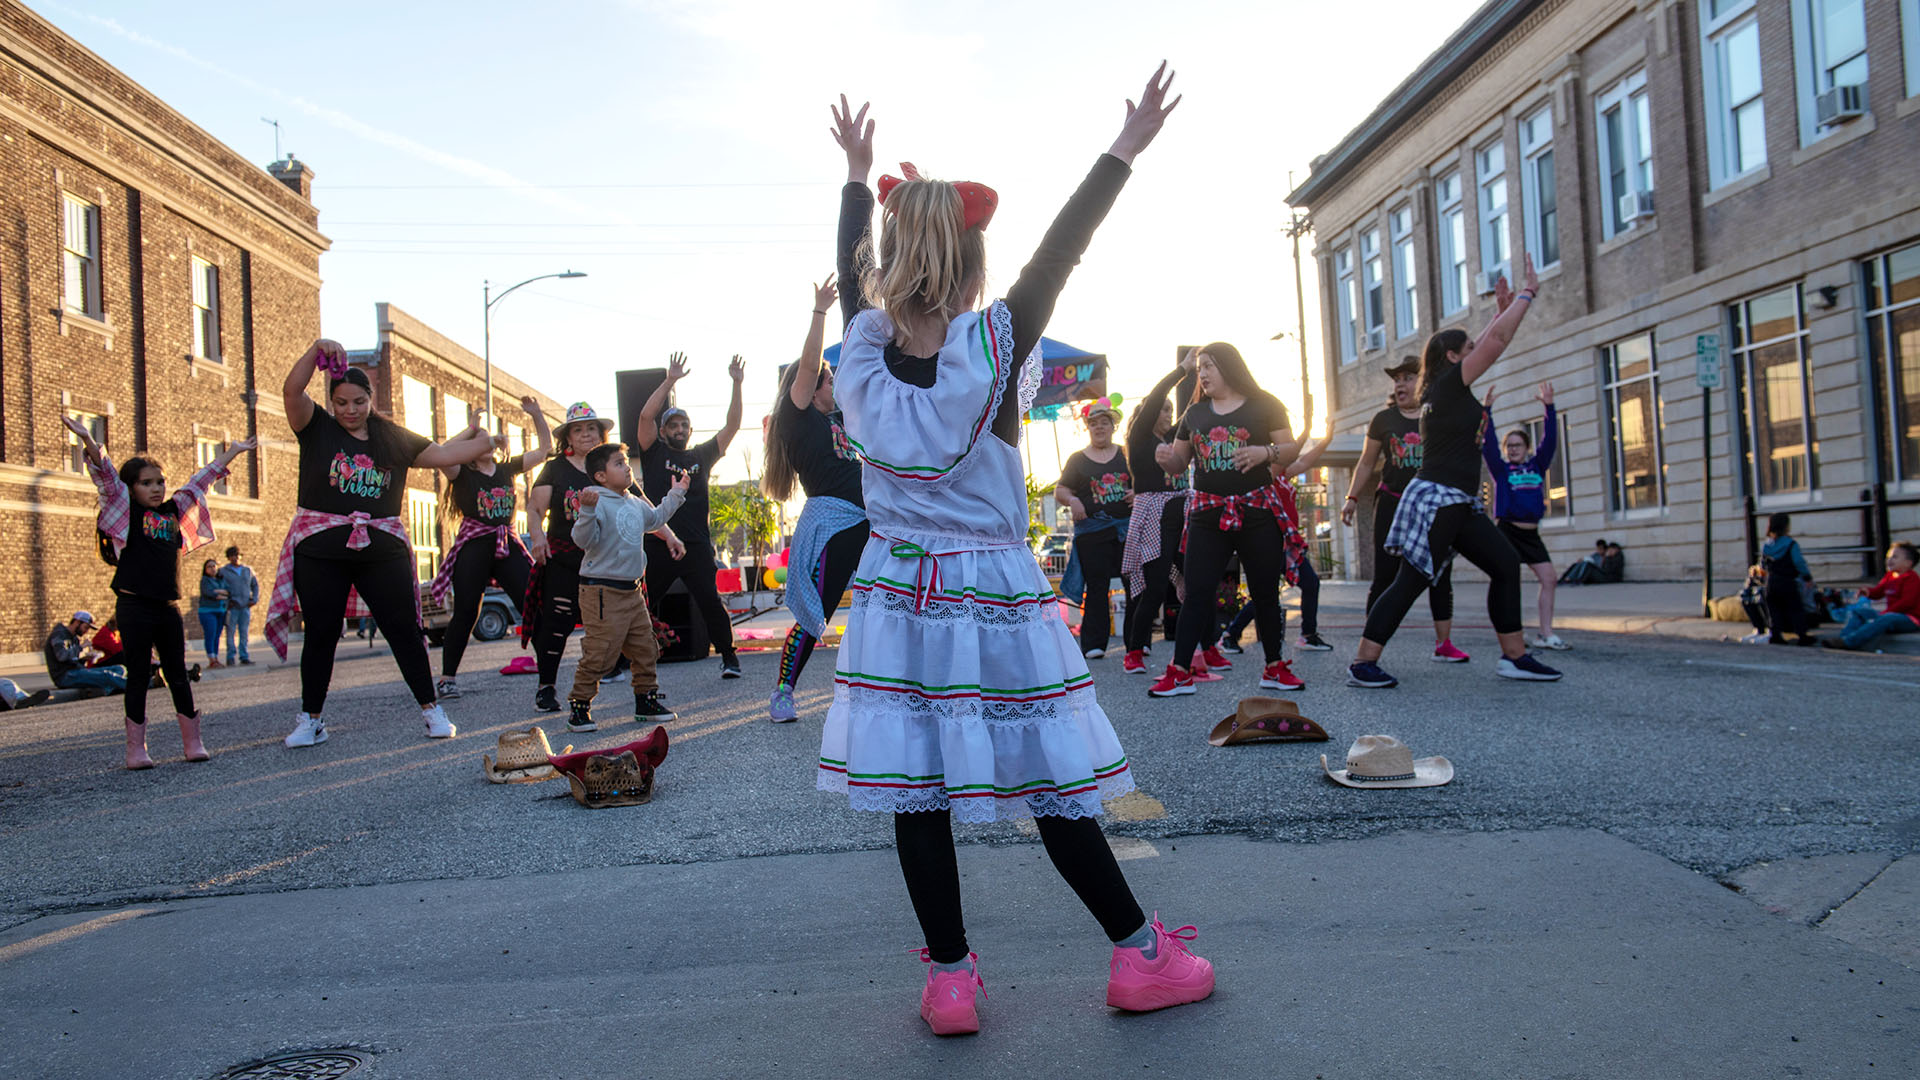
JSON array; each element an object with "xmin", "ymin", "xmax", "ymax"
[
  {"xmin": 1347, "ymin": 255, "xmax": 1563, "ymax": 689},
  {"xmin": 1118, "ymin": 352, "xmax": 1194, "ymax": 673}
]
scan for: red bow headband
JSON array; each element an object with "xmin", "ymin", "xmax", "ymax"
[{"xmin": 877, "ymin": 162, "xmax": 999, "ymax": 231}]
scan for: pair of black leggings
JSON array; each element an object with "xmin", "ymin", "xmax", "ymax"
[
  {"xmin": 1367, "ymin": 492, "xmax": 1455, "ymax": 624},
  {"xmin": 775, "ymin": 522, "xmax": 866, "ymax": 690},
  {"xmin": 645, "ymin": 536, "xmax": 735, "ymax": 655},
  {"xmin": 895, "ymin": 810, "xmax": 1145, "ymax": 964},
  {"xmin": 1124, "ymin": 497, "xmax": 1185, "ymax": 652},
  {"xmin": 1224, "ymin": 557, "xmax": 1320, "ymax": 642},
  {"xmin": 1073, "ymin": 529, "xmax": 1123, "ymax": 652},
  {"xmin": 1363, "ymin": 503, "xmax": 1522, "ymax": 645},
  {"xmin": 1764, "ymin": 574, "xmax": 1807, "ymax": 641},
  {"xmin": 293, "ymin": 551, "xmax": 437, "ymax": 713},
  {"xmin": 533, "ymin": 551, "xmax": 583, "ymax": 687},
  {"xmin": 116, "ymin": 594, "xmax": 194, "ymax": 723},
  {"xmin": 1175, "ymin": 512, "xmax": 1289, "ymax": 667},
  {"xmin": 442, "ymin": 541, "xmax": 534, "ymax": 677}
]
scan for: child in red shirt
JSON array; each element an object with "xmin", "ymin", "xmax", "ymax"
[{"xmin": 1824, "ymin": 542, "xmax": 1920, "ymax": 651}]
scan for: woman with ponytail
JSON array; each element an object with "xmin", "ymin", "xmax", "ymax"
[
  {"xmin": 765, "ymin": 274, "xmax": 868, "ymax": 723},
  {"xmin": 1347, "ymin": 254, "xmax": 1563, "ymax": 688},
  {"xmin": 428, "ymin": 394, "xmax": 552, "ymax": 700},
  {"xmin": 818, "ymin": 68, "xmax": 1212, "ymax": 1038},
  {"xmin": 265, "ymin": 340, "xmax": 495, "ymax": 748},
  {"xmin": 64, "ymin": 414, "xmax": 255, "ymax": 769}
]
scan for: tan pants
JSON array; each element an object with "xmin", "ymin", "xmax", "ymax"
[{"xmin": 570, "ymin": 583, "xmax": 659, "ymax": 703}]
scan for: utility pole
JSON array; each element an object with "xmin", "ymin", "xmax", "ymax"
[{"xmin": 1284, "ymin": 189, "xmax": 1314, "ymax": 433}]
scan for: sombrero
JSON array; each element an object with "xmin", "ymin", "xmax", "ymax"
[
  {"xmin": 483, "ymin": 726, "xmax": 569, "ymax": 784},
  {"xmin": 1207, "ymin": 698, "xmax": 1329, "ymax": 746},
  {"xmin": 1321, "ymin": 735, "xmax": 1453, "ymax": 788}
]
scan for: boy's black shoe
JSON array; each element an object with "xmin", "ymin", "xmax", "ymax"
[
  {"xmin": 535, "ymin": 685, "xmax": 560, "ymax": 712},
  {"xmin": 567, "ymin": 699, "xmax": 598, "ymax": 733},
  {"xmin": 188, "ymin": 663, "xmax": 202, "ymax": 683},
  {"xmin": 719, "ymin": 652, "xmax": 742, "ymax": 679},
  {"xmin": 635, "ymin": 690, "xmax": 677, "ymax": 721}
]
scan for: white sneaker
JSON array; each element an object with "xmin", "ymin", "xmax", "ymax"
[
  {"xmin": 1084, "ymin": 648, "xmax": 1106, "ymax": 660},
  {"xmin": 284, "ymin": 712, "xmax": 328, "ymax": 748},
  {"xmin": 600, "ymin": 669, "xmax": 629, "ymax": 684},
  {"xmin": 1531, "ymin": 633, "xmax": 1572, "ymax": 651},
  {"xmin": 422, "ymin": 704, "xmax": 457, "ymax": 739}
]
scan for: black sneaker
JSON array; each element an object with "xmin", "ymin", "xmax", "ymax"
[
  {"xmin": 1218, "ymin": 639, "xmax": 1245, "ymax": 655},
  {"xmin": 1298, "ymin": 633, "xmax": 1333, "ymax": 651},
  {"xmin": 77, "ymin": 686, "xmax": 108, "ymax": 700},
  {"xmin": 238, "ymin": 658, "xmax": 255, "ymax": 666},
  {"xmin": 435, "ymin": 677, "xmax": 461, "ymax": 700},
  {"xmin": 568, "ymin": 699, "xmax": 597, "ymax": 732},
  {"xmin": 535, "ymin": 685, "xmax": 560, "ymax": 712},
  {"xmin": 1496, "ymin": 653, "xmax": 1563, "ymax": 681},
  {"xmin": 720, "ymin": 653, "xmax": 742, "ymax": 679},
  {"xmin": 635, "ymin": 690, "xmax": 677, "ymax": 721},
  {"xmin": 1346, "ymin": 661, "xmax": 1398, "ymax": 689},
  {"xmin": 22, "ymin": 689, "xmax": 50, "ymax": 709},
  {"xmin": 188, "ymin": 663, "xmax": 202, "ymax": 683}
]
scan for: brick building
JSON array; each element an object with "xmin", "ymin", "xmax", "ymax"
[{"xmin": 1290, "ymin": 0, "xmax": 1920, "ymax": 585}]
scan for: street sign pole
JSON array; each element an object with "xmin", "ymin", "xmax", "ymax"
[{"xmin": 1696, "ymin": 334, "xmax": 1722, "ymax": 617}]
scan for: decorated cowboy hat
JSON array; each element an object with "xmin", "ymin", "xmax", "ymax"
[
  {"xmin": 549, "ymin": 726, "xmax": 670, "ymax": 808},
  {"xmin": 1080, "ymin": 394, "xmax": 1124, "ymax": 423},
  {"xmin": 483, "ymin": 726, "xmax": 570, "ymax": 784},
  {"xmin": 1207, "ymin": 697, "xmax": 1329, "ymax": 747},
  {"xmin": 557, "ymin": 402, "xmax": 615, "ymax": 438},
  {"xmin": 1322, "ymin": 734, "xmax": 1453, "ymax": 788},
  {"xmin": 498, "ymin": 655, "xmax": 538, "ymax": 676}
]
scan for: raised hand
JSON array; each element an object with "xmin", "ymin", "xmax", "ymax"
[
  {"xmin": 306, "ymin": 338, "xmax": 350, "ymax": 377},
  {"xmin": 1179, "ymin": 346, "xmax": 1198, "ymax": 373},
  {"xmin": 831, "ymin": 95, "xmax": 875, "ymax": 181},
  {"xmin": 1483, "ymin": 383, "xmax": 1499, "ymax": 408},
  {"xmin": 1536, "ymin": 381, "xmax": 1554, "ymax": 406},
  {"xmin": 666, "ymin": 351, "xmax": 689, "ymax": 383},
  {"xmin": 579, "ymin": 488, "xmax": 600, "ymax": 510},
  {"xmin": 519, "ymin": 394, "xmax": 541, "ymax": 418},
  {"xmin": 728, "ymin": 354, "xmax": 746, "ymax": 384},
  {"xmin": 230, "ymin": 436, "xmax": 260, "ymax": 455},
  {"xmin": 813, "ymin": 274, "xmax": 838, "ymax": 313},
  {"xmin": 671, "ymin": 471, "xmax": 692, "ymax": 494},
  {"xmin": 1493, "ymin": 274, "xmax": 1514, "ymax": 314},
  {"xmin": 1109, "ymin": 61, "xmax": 1181, "ymax": 165},
  {"xmin": 1521, "ymin": 251, "xmax": 1539, "ymax": 294}
]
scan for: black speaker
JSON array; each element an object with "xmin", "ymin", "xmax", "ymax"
[
  {"xmin": 614, "ymin": 368, "xmax": 668, "ymax": 450},
  {"xmin": 655, "ymin": 579, "xmax": 711, "ymax": 663}
]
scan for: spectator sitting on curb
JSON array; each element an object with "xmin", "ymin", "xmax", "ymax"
[
  {"xmin": 1560, "ymin": 539, "xmax": 1608, "ymax": 585},
  {"xmin": 1821, "ymin": 541, "xmax": 1920, "ymax": 652},
  {"xmin": 46, "ymin": 612, "xmax": 126, "ymax": 698},
  {"xmin": 0, "ymin": 678, "xmax": 52, "ymax": 710}
]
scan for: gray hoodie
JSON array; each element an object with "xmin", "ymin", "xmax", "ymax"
[{"xmin": 571, "ymin": 485, "xmax": 686, "ymax": 582}]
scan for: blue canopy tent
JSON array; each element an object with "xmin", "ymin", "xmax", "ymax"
[{"xmin": 821, "ymin": 336, "xmax": 1107, "ymax": 417}]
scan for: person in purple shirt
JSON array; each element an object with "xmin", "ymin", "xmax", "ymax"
[{"xmin": 1482, "ymin": 381, "xmax": 1567, "ymax": 650}]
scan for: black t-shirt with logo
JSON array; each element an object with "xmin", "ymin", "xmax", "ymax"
[
  {"xmin": 534, "ymin": 455, "xmax": 597, "ymax": 557},
  {"xmin": 1366, "ymin": 406, "xmax": 1425, "ymax": 497},
  {"xmin": 1176, "ymin": 395, "xmax": 1289, "ymax": 498},
  {"xmin": 776, "ymin": 398, "xmax": 863, "ymax": 508},
  {"xmin": 1058, "ymin": 448, "xmax": 1132, "ymax": 520},
  {"xmin": 640, "ymin": 437, "xmax": 722, "ymax": 545},
  {"xmin": 450, "ymin": 458, "xmax": 526, "ymax": 525},
  {"xmin": 113, "ymin": 501, "xmax": 185, "ymax": 601},
  {"xmin": 1415, "ymin": 363, "xmax": 1487, "ymax": 493},
  {"xmin": 294, "ymin": 411, "xmax": 430, "ymax": 560}
]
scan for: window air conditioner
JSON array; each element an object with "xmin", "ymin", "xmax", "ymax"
[
  {"xmin": 1366, "ymin": 326, "xmax": 1385, "ymax": 351},
  {"xmin": 1815, "ymin": 84, "xmax": 1866, "ymax": 126},
  {"xmin": 1618, "ymin": 189, "xmax": 1655, "ymax": 224},
  {"xmin": 1482, "ymin": 268, "xmax": 1507, "ymax": 294}
]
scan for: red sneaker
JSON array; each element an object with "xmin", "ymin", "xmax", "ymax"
[
  {"xmin": 1122, "ymin": 649, "xmax": 1147, "ymax": 674},
  {"xmin": 1259, "ymin": 658, "xmax": 1305, "ymax": 691},
  {"xmin": 1147, "ymin": 663, "xmax": 1195, "ymax": 697},
  {"xmin": 1190, "ymin": 658, "xmax": 1224, "ymax": 683},
  {"xmin": 1106, "ymin": 914, "xmax": 1215, "ymax": 1012},
  {"xmin": 1201, "ymin": 645, "xmax": 1232, "ymax": 670}
]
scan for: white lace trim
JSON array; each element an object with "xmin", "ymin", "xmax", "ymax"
[
  {"xmin": 849, "ymin": 584, "xmax": 1053, "ymax": 630},
  {"xmin": 833, "ymin": 683, "xmax": 1102, "ymax": 725},
  {"xmin": 832, "ymin": 782, "xmax": 1122, "ymax": 823}
]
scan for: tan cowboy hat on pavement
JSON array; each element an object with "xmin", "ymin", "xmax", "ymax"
[
  {"xmin": 1322, "ymin": 734, "xmax": 1453, "ymax": 788},
  {"xmin": 483, "ymin": 726, "xmax": 569, "ymax": 784},
  {"xmin": 1208, "ymin": 698, "xmax": 1329, "ymax": 746}
]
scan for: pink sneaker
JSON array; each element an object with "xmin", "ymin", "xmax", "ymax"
[
  {"xmin": 1432, "ymin": 639, "xmax": 1471, "ymax": 663},
  {"xmin": 1189, "ymin": 659, "xmax": 1225, "ymax": 683},
  {"xmin": 914, "ymin": 949, "xmax": 984, "ymax": 1035},
  {"xmin": 1107, "ymin": 914, "xmax": 1215, "ymax": 1012}
]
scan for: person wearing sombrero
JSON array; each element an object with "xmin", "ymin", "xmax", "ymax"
[
  {"xmin": 819, "ymin": 72, "xmax": 1212, "ymax": 1038},
  {"xmin": 635, "ymin": 352, "xmax": 747, "ymax": 680},
  {"xmin": 1054, "ymin": 395, "xmax": 1132, "ymax": 659},
  {"xmin": 526, "ymin": 400, "xmax": 685, "ymax": 720}
]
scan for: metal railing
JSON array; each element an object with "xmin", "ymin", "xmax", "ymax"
[{"xmin": 1743, "ymin": 482, "xmax": 1918, "ymax": 580}]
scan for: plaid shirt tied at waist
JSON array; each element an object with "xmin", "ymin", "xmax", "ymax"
[
  {"xmin": 264, "ymin": 508, "xmax": 419, "ymax": 661},
  {"xmin": 1183, "ymin": 481, "xmax": 1310, "ymax": 587},
  {"xmin": 1382, "ymin": 478, "xmax": 1477, "ymax": 582},
  {"xmin": 430, "ymin": 517, "xmax": 533, "ymax": 607}
]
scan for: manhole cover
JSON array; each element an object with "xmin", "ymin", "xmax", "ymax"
[{"xmin": 215, "ymin": 1050, "xmax": 368, "ymax": 1079}]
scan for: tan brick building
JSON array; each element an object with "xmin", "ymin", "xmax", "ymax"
[{"xmin": 1291, "ymin": 0, "xmax": 1920, "ymax": 586}]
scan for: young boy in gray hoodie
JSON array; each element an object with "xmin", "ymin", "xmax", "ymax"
[{"xmin": 569, "ymin": 442, "xmax": 689, "ymax": 731}]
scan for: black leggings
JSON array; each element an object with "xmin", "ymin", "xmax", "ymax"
[
  {"xmin": 442, "ymin": 541, "xmax": 534, "ymax": 677},
  {"xmin": 534, "ymin": 552, "xmax": 583, "ymax": 687},
  {"xmin": 1073, "ymin": 529, "xmax": 1123, "ymax": 652},
  {"xmin": 1124, "ymin": 497, "xmax": 1185, "ymax": 652},
  {"xmin": 1363, "ymin": 503, "xmax": 1522, "ymax": 645},
  {"xmin": 294, "ymin": 551, "xmax": 437, "ymax": 713},
  {"xmin": 116, "ymin": 594, "xmax": 194, "ymax": 723},
  {"xmin": 895, "ymin": 810, "xmax": 1145, "ymax": 964},
  {"xmin": 1367, "ymin": 492, "xmax": 1454, "ymax": 623},
  {"xmin": 1224, "ymin": 556, "xmax": 1319, "ymax": 642},
  {"xmin": 1765, "ymin": 574, "xmax": 1807, "ymax": 641},
  {"xmin": 1175, "ymin": 511, "xmax": 1289, "ymax": 667},
  {"xmin": 646, "ymin": 537, "xmax": 735, "ymax": 654},
  {"xmin": 776, "ymin": 522, "xmax": 866, "ymax": 690}
]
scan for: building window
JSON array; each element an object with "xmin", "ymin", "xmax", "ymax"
[
  {"xmin": 1390, "ymin": 204, "xmax": 1418, "ymax": 339},
  {"xmin": 63, "ymin": 409, "xmax": 106, "ymax": 474},
  {"xmin": 1792, "ymin": 0, "xmax": 1869, "ymax": 143},
  {"xmin": 1518, "ymin": 106, "xmax": 1558, "ymax": 268},
  {"xmin": 195, "ymin": 436, "xmax": 230, "ymax": 496},
  {"xmin": 1476, "ymin": 140, "xmax": 1509, "ymax": 290},
  {"xmin": 402, "ymin": 376, "xmax": 435, "ymax": 438},
  {"xmin": 444, "ymin": 394, "xmax": 470, "ymax": 436},
  {"xmin": 1733, "ymin": 285, "xmax": 1819, "ymax": 496},
  {"xmin": 1519, "ymin": 411, "xmax": 1572, "ymax": 520},
  {"xmin": 1702, "ymin": 0, "xmax": 1768, "ymax": 186},
  {"xmin": 190, "ymin": 257, "xmax": 220, "ymax": 361},
  {"xmin": 1864, "ymin": 242, "xmax": 1920, "ymax": 485},
  {"xmin": 407, "ymin": 488, "xmax": 441, "ymax": 582},
  {"xmin": 1904, "ymin": 0, "xmax": 1920, "ymax": 98},
  {"xmin": 1601, "ymin": 334, "xmax": 1666, "ymax": 513},
  {"xmin": 61, "ymin": 194, "xmax": 102, "ymax": 317},
  {"xmin": 1334, "ymin": 247, "xmax": 1358, "ymax": 366},
  {"xmin": 1595, "ymin": 72, "xmax": 1653, "ymax": 240},
  {"xmin": 1436, "ymin": 171, "xmax": 1467, "ymax": 315},
  {"xmin": 1360, "ymin": 228, "xmax": 1385, "ymax": 351}
]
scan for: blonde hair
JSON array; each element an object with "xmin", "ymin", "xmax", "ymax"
[{"xmin": 862, "ymin": 180, "xmax": 986, "ymax": 344}]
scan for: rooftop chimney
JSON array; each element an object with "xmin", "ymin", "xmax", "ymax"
[{"xmin": 267, "ymin": 155, "xmax": 315, "ymax": 201}]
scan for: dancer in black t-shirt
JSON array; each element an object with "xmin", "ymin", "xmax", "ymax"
[
  {"xmin": 1119, "ymin": 354, "xmax": 1194, "ymax": 673},
  {"xmin": 1340, "ymin": 356, "xmax": 1466, "ymax": 661},
  {"xmin": 429, "ymin": 394, "xmax": 553, "ymax": 699},
  {"xmin": 1055, "ymin": 397, "xmax": 1132, "ymax": 658},
  {"xmin": 637, "ymin": 352, "xmax": 746, "ymax": 678},
  {"xmin": 1349, "ymin": 255, "xmax": 1562, "ymax": 688}
]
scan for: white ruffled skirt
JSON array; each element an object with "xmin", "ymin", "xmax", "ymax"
[{"xmin": 816, "ymin": 529, "xmax": 1135, "ymax": 823}]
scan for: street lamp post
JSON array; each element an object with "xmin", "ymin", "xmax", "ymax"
[{"xmin": 483, "ymin": 270, "xmax": 587, "ymax": 421}]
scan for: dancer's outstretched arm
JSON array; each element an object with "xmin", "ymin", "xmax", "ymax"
[
  {"xmin": 1460, "ymin": 253, "xmax": 1539, "ymax": 386},
  {"xmin": 714, "ymin": 355, "xmax": 746, "ymax": 455},
  {"xmin": 792, "ymin": 277, "xmax": 839, "ymax": 411},
  {"xmin": 636, "ymin": 352, "xmax": 688, "ymax": 452},
  {"xmin": 831, "ymin": 96, "xmax": 875, "ymax": 328}
]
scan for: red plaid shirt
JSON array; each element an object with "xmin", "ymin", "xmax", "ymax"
[
  {"xmin": 1183, "ymin": 479, "xmax": 1309, "ymax": 585},
  {"xmin": 86, "ymin": 452, "xmax": 227, "ymax": 558},
  {"xmin": 264, "ymin": 508, "xmax": 420, "ymax": 660}
]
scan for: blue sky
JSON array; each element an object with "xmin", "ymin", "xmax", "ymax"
[{"xmin": 38, "ymin": 0, "xmax": 1482, "ymax": 483}]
